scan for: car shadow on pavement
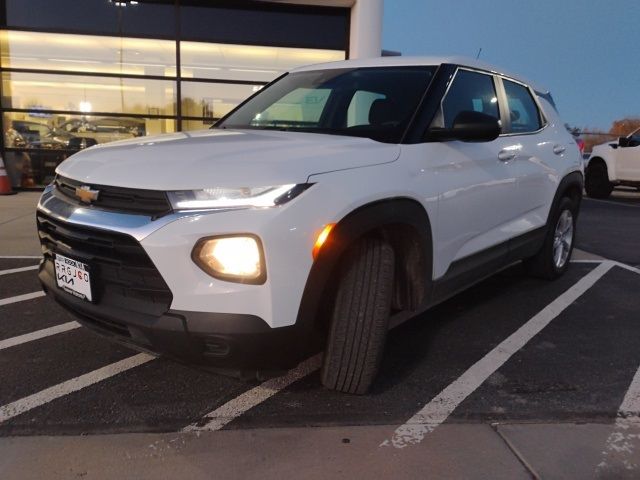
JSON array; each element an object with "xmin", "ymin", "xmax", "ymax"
[{"xmin": 371, "ymin": 263, "xmax": 592, "ymax": 395}]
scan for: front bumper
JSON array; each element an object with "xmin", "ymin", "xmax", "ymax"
[
  {"xmin": 35, "ymin": 183, "xmax": 324, "ymax": 371},
  {"xmin": 39, "ymin": 259, "xmax": 312, "ymax": 371}
]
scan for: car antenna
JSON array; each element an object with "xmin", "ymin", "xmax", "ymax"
[{"xmin": 476, "ymin": 48, "xmax": 483, "ymax": 60}]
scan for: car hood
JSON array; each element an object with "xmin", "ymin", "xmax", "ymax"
[
  {"xmin": 56, "ymin": 129, "xmax": 400, "ymax": 190},
  {"xmin": 592, "ymin": 141, "xmax": 617, "ymax": 151}
]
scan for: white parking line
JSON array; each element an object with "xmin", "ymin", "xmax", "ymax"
[
  {"xmin": 612, "ymin": 261, "xmax": 640, "ymax": 276},
  {"xmin": 572, "ymin": 258, "xmax": 640, "ymax": 276},
  {"xmin": 597, "ymin": 364, "xmax": 640, "ymax": 474},
  {"xmin": 0, "ymin": 291, "xmax": 45, "ymax": 307},
  {"xmin": 0, "ymin": 322, "xmax": 80, "ymax": 351},
  {"xmin": 0, "ymin": 265, "xmax": 39, "ymax": 276},
  {"xmin": 0, "ymin": 353, "xmax": 154, "ymax": 424},
  {"xmin": 381, "ymin": 261, "xmax": 615, "ymax": 449},
  {"xmin": 0, "ymin": 256, "xmax": 42, "ymax": 259},
  {"xmin": 183, "ymin": 354, "xmax": 322, "ymax": 432}
]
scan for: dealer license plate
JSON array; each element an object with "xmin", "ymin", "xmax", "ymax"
[{"xmin": 54, "ymin": 253, "xmax": 93, "ymax": 302}]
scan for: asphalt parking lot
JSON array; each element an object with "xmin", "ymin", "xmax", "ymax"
[{"xmin": 1, "ymin": 191, "xmax": 640, "ymax": 479}]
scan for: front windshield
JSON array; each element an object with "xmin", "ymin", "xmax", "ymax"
[{"xmin": 218, "ymin": 66, "xmax": 437, "ymax": 143}]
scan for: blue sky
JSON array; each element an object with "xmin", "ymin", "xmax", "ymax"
[{"xmin": 383, "ymin": 0, "xmax": 640, "ymax": 132}]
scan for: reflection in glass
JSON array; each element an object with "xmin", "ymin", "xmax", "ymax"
[
  {"xmin": 181, "ymin": 82, "xmax": 256, "ymax": 120},
  {"xmin": 4, "ymin": 112, "xmax": 175, "ymax": 148},
  {"xmin": 0, "ymin": 31, "xmax": 177, "ymax": 77},
  {"xmin": 3, "ymin": 112, "xmax": 175, "ymax": 188},
  {"xmin": 182, "ymin": 118, "xmax": 215, "ymax": 132},
  {"xmin": 180, "ymin": 42, "xmax": 345, "ymax": 82},
  {"xmin": 2, "ymin": 72, "xmax": 176, "ymax": 115}
]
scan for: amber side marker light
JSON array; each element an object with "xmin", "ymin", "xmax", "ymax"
[{"xmin": 312, "ymin": 223, "xmax": 336, "ymax": 259}]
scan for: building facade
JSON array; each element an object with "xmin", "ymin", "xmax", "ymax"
[{"xmin": 0, "ymin": 0, "xmax": 383, "ymax": 188}]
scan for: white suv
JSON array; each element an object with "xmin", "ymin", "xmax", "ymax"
[
  {"xmin": 586, "ymin": 127, "xmax": 640, "ymax": 198},
  {"xmin": 37, "ymin": 57, "xmax": 583, "ymax": 394}
]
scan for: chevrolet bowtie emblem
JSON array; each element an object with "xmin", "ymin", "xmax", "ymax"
[{"xmin": 75, "ymin": 185, "xmax": 100, "ymax": 203}]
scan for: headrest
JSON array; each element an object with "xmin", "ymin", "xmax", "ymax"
[{"xmin": 369, "ymin": 98, "xmax": 399, "ymax": 126}]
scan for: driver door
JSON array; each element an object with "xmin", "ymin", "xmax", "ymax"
[{"xmin": 428, "ymin": 69, "xmax": 522, "ymax": 275}]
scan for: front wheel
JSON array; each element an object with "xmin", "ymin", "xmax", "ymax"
[
  {"xmin": 321, "ymin": 237, "xmax": 395, "ymax": 395},
  {"xmin": 524, "ymin": 197, "xmax": 577, "ymax": 280}
]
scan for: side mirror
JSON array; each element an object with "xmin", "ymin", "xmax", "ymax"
[
  {"xmin": 618, "ymin": 136, "xmax": 630, "ymax": 148},
  {"xmin": 427, "ymin": 111, "xmax": 501, "ymax": 142}
]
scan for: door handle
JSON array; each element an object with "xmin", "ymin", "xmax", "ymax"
[
  {"xmin": 553, "ymin": 144, "xmax": 566, "ymax": 155},
  {"xmin": 498, "ymin": 150, "xmax": 517, "ymax": 162}
]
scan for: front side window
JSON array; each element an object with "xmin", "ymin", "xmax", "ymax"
[
  {"xmin": 218, "ymin": 66, "xmax": 436, "ymax": 143},
  {"xmin": 432, "ymin": 69, "xmax": 499, "ymax": 129},
  {"xmin": 503, "ymin": 79, "xmax": 543, "ymax": 133}
]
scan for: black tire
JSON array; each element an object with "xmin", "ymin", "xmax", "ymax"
[
  {"xmin": 585, "ymin": 162, "xmax": 613, "ymax": 198},
  {"xmin": 524, "ymin": 197, "xmax": 577, "ymax": 280},
  {"xmin": 321, "ymin": 237, "xmax": 395, "ymax": 395}
]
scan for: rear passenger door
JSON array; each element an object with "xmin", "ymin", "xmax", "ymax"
[
  {"xmin": 498, "ymin": 77, "xmax": 558, "ymax": 231},
  {"xmin": 430, "ymin": 69, "xmax": 523, "ymax": 269}
]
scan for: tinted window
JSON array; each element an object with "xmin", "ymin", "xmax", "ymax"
[
  {"xmin": 219, "ymin": 67, "xmax": 436, "ymax": 143},
  {"xmin": 503, "ymin": 79, "xmax": 543, "ymax": 133},
  {"xmin": 180, "ymin": 3, "xmax": 348, "ymax": 50},
  {"xmin": 434, "ymin": 70, "xmax": 499, "ymax": 129},
  {"xmin": 5, "ymin": 0, "xmax": 175, "ymax": 37}
]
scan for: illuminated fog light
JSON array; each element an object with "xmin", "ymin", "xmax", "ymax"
[{"xmin": 192, "ymin": 235, "xmax": 265, "ymax": 284}]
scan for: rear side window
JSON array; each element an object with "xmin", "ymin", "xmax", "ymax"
[
  {"xmin": 503, "ymin": 80, "xmax": 543, "ymax": 133},
  {"xmin": 433, "ymin": 69, "xmax": 499, "ymax": 129}
]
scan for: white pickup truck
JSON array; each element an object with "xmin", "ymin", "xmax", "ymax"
[{"xmin": 585, "ymin": 127, "xmax": 640, "ymax": 198}]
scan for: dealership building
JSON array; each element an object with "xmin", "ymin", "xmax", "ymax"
[{"xmin": 0, "ymin": 0, "xmax": 383, "ymax": 188}]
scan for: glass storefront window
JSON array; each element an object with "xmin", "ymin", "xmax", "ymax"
[
  {"xmin": 3, "ymin": 112, "xmax": 175, "ymax": 187},
  {"xmin": 5, "ymin": 0, "xmax": 176, "ymax": 38},
  {"xmin": 179, "ymin": 3, "xmax": 348, "ymax": 50},
  {"xmin": 181, "ymin": 81, "xmax": 258, "ymax": 121},
  {"xmin": 181, "ymin": 118, "xmax": 215, "ymax": 131},
  {"xmin": 180, "ymin": 41, "xmax": 345, "ymax": 82},
  {"xmin": 0, "ymin": 31, "xmax": 177, "ymax": 77},
  {"xmin": 2, "ymin": 72, "xmax": 176, "ymax": 115},
  {"xmin": 0, "ymin": 2, "xmax": 349, "ymax": 188}
]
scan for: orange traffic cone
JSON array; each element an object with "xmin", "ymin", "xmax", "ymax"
[{"xmin": 0, "ymin": 155, "xmax": 16, "ymax": 195}]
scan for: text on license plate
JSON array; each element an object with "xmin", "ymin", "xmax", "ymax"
[{"xmin": 54, "ymin": 253, "xmax": 92, "ymax": 302}]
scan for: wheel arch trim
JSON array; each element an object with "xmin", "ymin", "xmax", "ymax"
[
  {"xmin": 548, "ymin": 170, "xmax": 584, "ymax": 224},
  {"xmin": 293, "ymin": 197, "xmax": 434, "ymax": 343}
]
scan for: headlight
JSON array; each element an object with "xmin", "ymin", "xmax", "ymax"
[
  {"xmin": 192, "ymin": 235, "xmax": 266, "ymax": 284},
  {"xmin": 168, "ymin": 184, "xmax": 312, "ymax": 211}
]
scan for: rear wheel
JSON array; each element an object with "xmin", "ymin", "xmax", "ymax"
[
  {"xmin": 524, "ymin": 197, "xmax": 577, "ymax": 280},
  {"xmin": 585, "ymin": 162, "xmax": 613, "ymax": 198},
  {"xmin": 321, "ymin": 237, "xmax": 394, "ymax": 395}
]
